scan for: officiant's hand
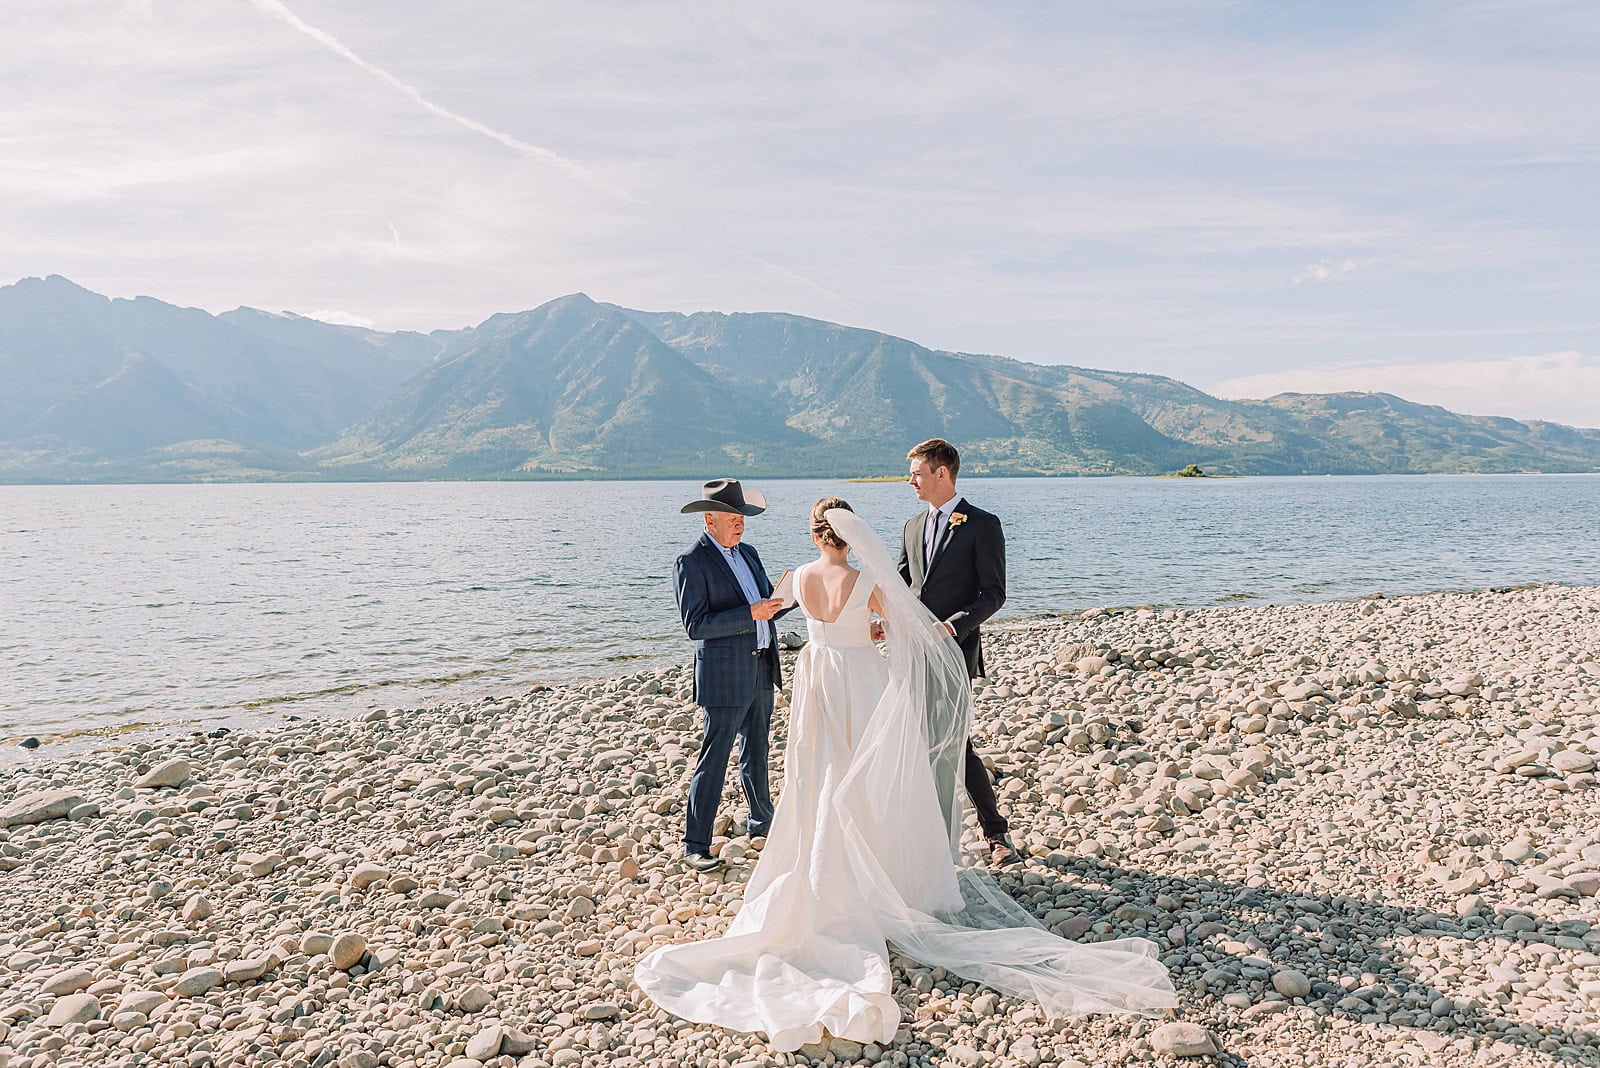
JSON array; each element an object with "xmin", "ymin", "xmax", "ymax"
[{"xmin": 751, "ymin": 598, "xmax": 785, "ymax": 621}]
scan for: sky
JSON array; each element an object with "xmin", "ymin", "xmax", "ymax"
[{"xmin": 5, "ymin": 1, "xmax": 1598, "ymax": 427}]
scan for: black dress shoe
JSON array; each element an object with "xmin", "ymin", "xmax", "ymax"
[
  {"xmin": 746, "ymin": 822, "xmax": 771, "ymax": 839},
  {"xmin": 683, "ymin": 850, "xmax": 724, "ymax": 873},
  {"xmin": 987, "ymin": 834, "xmax": 1024, "ymax": 867}
]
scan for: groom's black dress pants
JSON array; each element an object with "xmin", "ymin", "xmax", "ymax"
[{"xmin": 964, "ymin": 739, "xmax": 1008, "ymax": 839}]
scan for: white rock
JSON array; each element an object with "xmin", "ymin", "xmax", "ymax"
[
  {"xmin": 39, "ymin": 966, "xmax": 95, "ymax": 997},
  {"xmin": 45, "ymin": 993, "xmax": 100, "ymax": 1027},
  {"xmin": 457, "ymin": 984, "xmax": 492, "ymax": 1013},
  {"xmin": 118, "ymin": 990, "xmax": 168, "ymax": 1016},
  {"xmin": 349, "ymin": 863, "xmax": 388, "ymax": 890},
  {"xmin": 1552, "ymin": 750, "xmax": 1596, "ymax": 774},
  {"xmin": 1564, "ymin": 871, "xmax": 1600, "ymax": 896},
  {"xmin": 223, "ymin": 957, "xmax": 272, "ymax": 983},
  {"xmin": 0, "ymin": 790, "xmax": 86, "ymax": 828},
  {"xmin": 465, "ymin": 1024, "xmax": 504, "ymax": 1060},
  {"xmin": 1149, "ymin": 1022, "xmax": 1217, "ymax": 1057},
  {"xmin": 134, "ymin": 758, "xmax": 192, "ymax": 789},
  {"xmin": 171, "ymin": 967, "xmax": 223, "ymax": 997}
]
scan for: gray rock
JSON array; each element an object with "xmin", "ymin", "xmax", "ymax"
[
  {"xmin": 134, "ymin": 758, "xmax": 192, "ymax": 789},
  {"xmin": 1552, "ymin": 750, "xmax": 1597, "ymax": 774},
  {"xmin": 1271, "ymin": 969, "xmax": 1312, "ymax": 998},
  {"xmin": 0, "ymin": 790, "xmax": 86, "ymax": 828},
  {"xmin": 1149, "ymin": 1022, "xmax": 1218, "ymax": 1057},
  {"xmin": 417, "ymin": 890, "xmax": 459, "ymax": 910},
  {"xmin": 827, "ymin": 1037, "xmax": 864, "ymax": 1060},
  {"xmin": 500, "ymin": 1027, "xmax": 540, "ymax": 1056}
]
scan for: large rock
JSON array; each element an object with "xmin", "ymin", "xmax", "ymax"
[
  {"xmin": 0, "ymin": 790, "xmax": 86, "ymax": 828},
  {"xmin": 171, "ymin": 967, "xmax": 223, "ymax": 997},
  {"xmin": 134, "ymin": 758, "xmax": 192, "ymax": 789},
  {"xmin": 40, "ymin": 966, "xmax": 96, "ymax": 997},
  {"xmin": 1564, "ymin": 871, "xmax": 1600, "ymax": 897},
  {"xmin": 1149, "ymin": 1022, "xmax": 1218, "ymax": 1057},
  {"xmin": 223, "ymin": 957, "xmax": 273, "ymax": 983},
  {"xmin": 1271, "ymin": 969, "xmax": 1312, "ymax": 998},
  {"xmin": 330, "ymin": 933, "xmax": 367, "ymax": 970},
  {"xmin": 1552, "ymin": 750, "xmax": 1597, "ymax": 774},
  {"xmin": 500, "ymin": 1028, "xmax": 539, "ymax": 1056},
  {"xmin": 349, "ymin": 863, "xmax": 388, "ymax": 890},
  {"xmin": 45, "ymin": 993, "xmax": 101, "ymax": 1027},
  {"xmin": 465, "ymin": 1025, "xmax": 504, "ymax": 1060},
  {"xmin": 118, "ymin": 990, "xmax": 168, "ymax": 1015},
  {"xmin": 456, "ymin": 985, "xmax": 493, "ymax": 1013}
]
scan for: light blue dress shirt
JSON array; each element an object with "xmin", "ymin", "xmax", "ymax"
[{"xmin": 718, "ymin": 543, "xmax": 770, "ymax": 650}]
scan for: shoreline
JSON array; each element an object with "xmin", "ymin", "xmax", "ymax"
[
  {"xmin": 7, "ymin": 471, "xmax": 1600, "ymax": 489},
  {"xmin": 2, "ymin": 586, "xmax": 1599, "ymax": 1066},
  {"xmin": 3, "ymin": 579, "xmax": 1586, "ymax": 765}
]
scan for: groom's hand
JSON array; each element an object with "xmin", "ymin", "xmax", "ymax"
[
  {"xmin": 869, "ymin": 620, "xmax": 885, "ymax": 641},
  {"xmin": 751, "ymin": 598, "xmax": 785, "ymax": 621},
  {"xmin": 935, "ymin": 620, "xmax": 956, "ymax": 638}
]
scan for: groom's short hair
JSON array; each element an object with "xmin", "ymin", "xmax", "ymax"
[{"xmin": 908, "ymin": 438, "xmax": 960, "ymax": 479}]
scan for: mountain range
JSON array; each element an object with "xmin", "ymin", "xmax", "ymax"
[{"xmin": 3, "ymin": 274, "xmax": 1597, "ymax": 482}]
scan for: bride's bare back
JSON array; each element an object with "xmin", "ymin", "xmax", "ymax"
[{"xmin": 798, "ymin": 556, "xmax": 884, "ymax": 624}]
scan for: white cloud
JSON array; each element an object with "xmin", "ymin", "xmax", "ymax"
[
  {"xmin": 1292, "ymin": 258, "xmax": 1372, "ymax": 285},
  {"xmin": 1212, "ymin": 351, "xmax": 1600, "ymax": 429}
]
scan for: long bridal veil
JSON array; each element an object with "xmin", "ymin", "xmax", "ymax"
[{"xmin": 823, "ymin": 508, "xmax": 1177, "ymax": 1017}]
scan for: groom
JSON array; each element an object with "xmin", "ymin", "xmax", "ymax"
[
  {"xmin": 895, "ymin": 438, "xmax": 1023, "ymax": 867},
  {"xmin": 674, "ymin": 479, "xmax": 790, "ymax": 873}
]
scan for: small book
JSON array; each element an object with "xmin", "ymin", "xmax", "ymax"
[{"xmin": 773, "ymin": 569, "xmax": 796, "ymax": 608}]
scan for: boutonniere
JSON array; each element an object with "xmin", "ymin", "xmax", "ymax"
[{"xmin": 948, "ymin": 512, "xmax": 968, "ymax": 528}]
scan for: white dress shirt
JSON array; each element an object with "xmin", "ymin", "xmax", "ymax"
[{"xmin": 924, "ymin": 495, "xmax": 962, "ymax": 563}]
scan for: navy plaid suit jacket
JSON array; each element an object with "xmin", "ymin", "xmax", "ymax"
[{"xmin": 674, "ymin": 533, "xmax": 789, "ymax": 708}]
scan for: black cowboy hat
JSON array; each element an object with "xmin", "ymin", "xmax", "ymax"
[{"xmin": 681, "ymin": 478, "xmax": 767, "ymax": 516}]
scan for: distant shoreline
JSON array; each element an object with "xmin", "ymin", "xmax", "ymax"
[{"xmin": 7, "ymin": 469, "xmax": 1600, "ymax": 489}]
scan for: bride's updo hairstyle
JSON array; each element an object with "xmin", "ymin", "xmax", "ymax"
[{"xmin": 809, "ymin": 496, "xmax": 852, "ymax": 549}]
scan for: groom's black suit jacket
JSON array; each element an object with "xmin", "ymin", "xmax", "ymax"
[{"xmin": 897, "ymin": 497, "xmax": 1006, "ymax": 679}]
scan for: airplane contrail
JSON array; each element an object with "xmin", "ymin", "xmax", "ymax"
[{"xmin": 249, "ymin": 0, "xmax": 634, "ymax": 201}]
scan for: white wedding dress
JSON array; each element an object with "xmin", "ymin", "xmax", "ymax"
[{"xmin": 635, "ymin": 511, "xmax": 1175, "ymax": 1051}]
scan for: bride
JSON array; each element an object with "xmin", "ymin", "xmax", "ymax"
[{"xmin": 634, "ymin": 497, "xmax": 1176, "ymax": 1051}]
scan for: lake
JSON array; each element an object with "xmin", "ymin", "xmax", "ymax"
[{"xmin": 4, "ymin": 474, "xmax": 1598, "ymax": 748}]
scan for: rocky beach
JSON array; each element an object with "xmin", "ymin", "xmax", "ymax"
[{"xmin": 2, "ymin": 584, "xmax": 1599, "ymax": 1068}]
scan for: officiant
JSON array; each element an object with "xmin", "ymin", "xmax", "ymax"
[{"xmin": 673, "ymin": 478, "xmax": 794, "ymax": 873}]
